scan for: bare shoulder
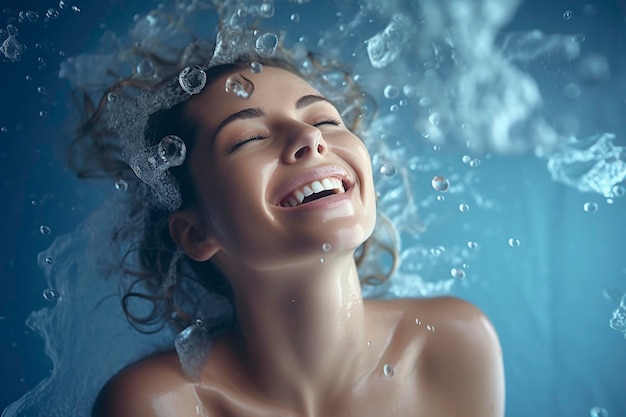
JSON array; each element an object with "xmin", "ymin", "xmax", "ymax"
[
  {"xmin": 92, "ymin": 350, "xmax": 204, "ymax": 417},
  {"xmin": 371, "ymin": 296, "xmax": 505, "ymax": 416}
]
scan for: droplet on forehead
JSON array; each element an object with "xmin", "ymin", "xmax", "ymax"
[
  {"xmin": 178, "ymin": 65, "xmax": 207, "ymax": 95},
  {"xmin": 158, "ymin": 135, "xmax": 187, "ymax": 166},
  {"xmin": 225, "ymin": 74, "xmax": 254, "ymax": 100},
  {"xmin": 250, "ymin": 61, "xmax": 263, "ymax": 73}
]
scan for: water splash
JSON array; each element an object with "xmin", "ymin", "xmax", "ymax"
[
  {"xmin": 366, "ymin": 14, "xmax": 413, "ymax": 69},
  {"xmin": 609, "ymin": 294, "xmax": 626, "ymax": 338}
]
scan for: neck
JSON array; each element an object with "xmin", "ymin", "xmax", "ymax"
[{"xmin": 223, "ymin": 252, "xmax": 368, "ymax": 414}]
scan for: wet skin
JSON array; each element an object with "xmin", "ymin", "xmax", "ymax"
[{"xmin": 94, "ymin": 67, "xmax": 505, "ymax": 417}]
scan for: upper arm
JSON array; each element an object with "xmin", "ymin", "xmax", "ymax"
[{"xmin": 422, "ymin": 297, "xmax": 505, "ymax": 417}]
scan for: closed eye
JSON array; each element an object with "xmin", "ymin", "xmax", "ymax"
[
  {"xmin": 231, "ymin": 134, "xmax": 268, "ymax": 151},
  {"xmin": 313, "ymin": 117, "xmax": 342, "ymax": 127}
]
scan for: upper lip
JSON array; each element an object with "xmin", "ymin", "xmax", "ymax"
[{"xmin": 273, "ymin": 165, "xmax": 353, "ymax": 206}]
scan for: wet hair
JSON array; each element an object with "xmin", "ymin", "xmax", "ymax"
[{"xmin": 68, "ymin": 42, "xmax": 398, "ymax": 333}]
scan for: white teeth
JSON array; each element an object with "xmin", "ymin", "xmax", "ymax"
[{"xmin": 281, "ymin": 176, "xmax": 346, "ymax": 207}]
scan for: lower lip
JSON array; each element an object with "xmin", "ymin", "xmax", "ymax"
[{"xmin": 277, "ymin": 186, "xmax": 355, "ymax": 212}]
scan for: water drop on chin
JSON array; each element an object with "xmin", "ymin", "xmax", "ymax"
[
  {"xmin": 225, "ymin": 74, "xmax": 254, "ymax": 99},
  {"xmin": 383, "ymin": 363, "xmax": 395, "ymax": 377},
  {"xmin": 431, "ymin": 175, "xmax": 450, "ymax": 192},
  {"xmin": 178, "ymin": 66, "xmax": 207, "ymax": 95},
  {"xmin": 158, "ymin": 135, "xmax": 186, "ymax": 166}
]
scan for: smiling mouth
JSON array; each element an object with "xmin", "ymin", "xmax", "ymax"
[{"xmin": 279, "ymin": 177, "xmax": 348, "ymax": 207}]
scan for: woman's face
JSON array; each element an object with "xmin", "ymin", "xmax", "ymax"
[{"xmin": 183, "ymin": 65, "xmax": 376, "ymax": 271}]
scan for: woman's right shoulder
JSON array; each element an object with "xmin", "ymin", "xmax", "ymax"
[{"xmin": 92, "ymin": 350, "xmax": 205, "ymax": 417}]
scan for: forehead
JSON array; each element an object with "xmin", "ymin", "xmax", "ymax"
[{"xmin": 184, "ymin": 66, "xmax": 321, "ymax": 131}]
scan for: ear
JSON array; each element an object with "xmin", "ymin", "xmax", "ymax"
[{"xmin": 168, "ymin": 208, "xmax": 219, "ymax": 262}]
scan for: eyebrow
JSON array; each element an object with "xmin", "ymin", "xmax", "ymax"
[{"xmin": 212, "ymin": 94, "xmax": 335, "ymax": 142}]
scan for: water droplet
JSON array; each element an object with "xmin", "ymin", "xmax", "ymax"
[
  {"xmin": 1, "ymin": 35, "xmax": 22, "ymax": 61},
  {"xmin": 320, "ymin": 257, "xmax": 325, "ymax": 264},
  {"xmin": 389, "ymin": 104, "xmax": 399, "ymax": 112},
  {"xmin": 71, "ymin": 5, "xmax": 81, "ymax": 13},
  {"xmin": 255, "ymin": 33, "xmax": 278, "ymax": 57},
  {"xmin": 415, "ymin": 318, "xmax": 421, "ymax": 325},
  {"xmin": 583, "ymin": 202, "xmax": 598, "ymax": 212},
  {"xmin": 383, "ymin": 85, "xmax": 399, "ymax": 99},
  {"xmin": 383, "ymin": 364, "xmax": 395, "ymax": 377},
  {"xmin": 43, "ymin": 288, "xmax": 60, "ymax": 301},
  {"xmin": 39, "ymin": 225, "xmax": 51, "ymax": 235},
  {"xmin": 467, "ymin": 241, "xmax": 478, "ymax": 249},
  {"xmin": 178, "ymin": 66, "xmax": 207, "ymax": 95},
  {"xmin": 25, "ymin": 10, "xmax": 39, "ymax": 22},
  {"xmin": 436, "ymin": 195, "xmax": 445, "ymax": 201},
  {"xmin": 194, "ymin": 318, "xmax": 203, "ymax": 327},
  {"xmin": 115, "ymin": 179, "xmax": 128, "ymax": 191},
  {"xmin": 39, "ymin": 111, "xmax": 47, "ymax": 118},
  {"xmin": 469, "ymin": 158, "xmax": 481, "ymax": 167},
  {"xmin": 367, "ymin": 340, "xmax": 372, "ymax": 346},
  {"xmin": 426, "ymin": 324, "xmax": 435, "ymax": 332},
  {"xmin": 6, "ymin": 24, "xmax": 18, "ymax": 37},
  {"xmin": 58, "ymin": 0, "xmax": 68, "ymax": 9},
  {"xmin": 46, "ymin": 8, "xmax": 59, "ymax": 19},
  {"xmin": 290, "ymin": 13, "xmax": 300, "ymax": 22},
  {"xmin": 508, "ymin": 238, "xmax": 520, "ymax": 247},
  {"xmin": 158, "ymin": 135, "xmax": 186, "ymax": 166},
  {"xmin": 379, "ymin": 163, "xmax": 396, "ymax": 177},
  {"xmin": 431, "ymin": 175, "xmax": 450, "ymax": 192},
  {"xmin": 563, "ymin": 10, "xmax": 573, "ymax": 20},
  {"xmin": 107, "ymin": 92, "xmax": 118, "ymax": 102},
  {"xmin": 450, "ymin": 268, "xmax": 466, "ymax": 279},
  {"xmin": 136, "ymin": 59, "xmax": 155, "ymax": 77},
  {"xmin": 419, "ymin": 97, "xmax": 431, "ymax": 106},
  {"xmin": 459, "ymin": 203, "xmax": 470, "ymax": 213},
  {"xmin": 1, "ymin": 127, "xmax": 7, "ymax": 132},
  {"xmin": 225, "ymin": 74, "xmax": 254, "ymax": 99},
  {"xmin": 430, "ymin": 246, "xmax": 445, "ymax": 256},
  {"xmin": 433, "ymin": 145, "xmax": 441, "ymax": 151},
  {"xmin": 250, "ymin": 61, "xmax": 263, "ymax": 73},
  {"xmin": 462, "ymin": 155, "xmax": 471, "ymax": 163},
  {"xmin": 612, "ymin": 185, "xmax": 625, "ymax": 197},
  {"xmin": 37, "ymin": 86, "xmax": 47, "ymax": 95},
  {"xmin": 259, "ymin": 2, "xmax": 274, "ymax": 18},
  {"xmin": 590, "ymin": 407, "xmax": 608, "ymax": 417},
  {"xmin": 322, "ymin": 243, "xmax": 332, "ymax": 252},
  {"xmin": 45, "ymin": 257, "xmax": 53, "ymax": 264}
]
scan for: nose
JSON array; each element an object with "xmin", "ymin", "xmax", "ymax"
[{"xmin": 281, "ymin": 121, "xmax": 327, "ymax": 163}]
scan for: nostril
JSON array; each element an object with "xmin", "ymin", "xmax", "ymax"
[
  {"xmin": 295, "ymin": 147, "xmax": 306, "ymax": 159},
  {"xmin": 317, "ymin": 144, "xmax": 324, "ymax": 153}
]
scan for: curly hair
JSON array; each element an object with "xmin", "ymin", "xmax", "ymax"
[{"xmin": 67, "ymin": 39, "xmax": 398, "ymax": 334}]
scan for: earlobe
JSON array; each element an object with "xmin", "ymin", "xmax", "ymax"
[{"xmin": 168, "ymin": 209, "xmax": 219, "ymax": 262}]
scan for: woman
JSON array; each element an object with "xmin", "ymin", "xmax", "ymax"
[{"xmin": 81, "ymin": 53, "xmax": 504, "ymax": 415}]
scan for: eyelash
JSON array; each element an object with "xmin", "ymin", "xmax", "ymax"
[{"xmin": 230, "ymin": 117, "xmax": 342, "ymax": 152}]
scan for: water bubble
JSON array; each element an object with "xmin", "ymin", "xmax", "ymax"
[
  {"xmin": 508, "ymin": 238, "xmax": 520, "ymax": 247},
  {"xmin": 225, "ymin": 74, "xmax": 254, "ymax": 99},
  {"xmin": 158, "ymin": 135, "xmax": 186, "ymax": 166},
  {"xmin": 563, "ymin": 10, "xmax": 573, "ymax": 20},
  {"xmin": 320, "ymin": 257, "xmax": 325, "ymax": 264},
  {"xmin": 290, "ymin": 13, "xmax": 300, "ymax": 22},
  {"xmin": 250, "ymin": 61, "xmax": 263, "ymax": 73},
  {"xmin": 58, "ymin": 0, "xmax": 69, "ymax": 9},
  {"xmin": 467, "ymin": 241, "xmax": 478, "ymax": 249},
  {"xmin": 612, "ymin": 185, "xmax": 625, "ymax": 197},
  {"xmin": 426, "ymin": 324, "xmax": 435, "ymax": 332},
  {"xmin": 39, "ymin": 111, "xmax": 47, "ymax": 118},
  {"xmin": 383, "ymin": 364, "xmax": 395, "ymax": 377},
  {"xmin": 431, "ymin": 175, "xmax": 450, "ymax": 192},
  {"xmin": 383, "ymin": 85, "xmax": 399, "ymax": 99},
  {"xmin": 194, "ymin": 318, "xmax": 203, "ymax": 327},
  {"xmin": 430, "ymin": 246, "xmax": 445, "ymax": 256},
  {"xmin": 367, "ymin": 340, "xmax": 372, "ymax": 346},
  {"xmin": 39, "ymin": 225, "xmax": 51, "ymax": 235},
  {"xmin": 436, "ymin": 195, "xmax": 445, "ymax": 201},
  {"xmin": 6, "ymin": 24, "xmax": 18, "ymax": 37},
  {"xmin": 419, "ymin": 97, "xmax": 431, "ymax": 106},
  {"xmin": 433, "ymin": 145, "xmax": 441, "ymax": 151},
  {"xmin": 379, "ymin": 163, "xmax": 396, "ymax": 177},
  {"xmin": 583, "ymin": 202, "xmax": 598, "ymax": 212},
  {"xmin": 415, "ymin": 318, "xmax": 421, "ymax": 325},
  {"xmin": 178, "ymin": 66, "xmax": 207, "ymax": 95},
  {"xmin": 590, "ymin": 407, "xmax": 608, "ymax": 417},
  {"xmin": 259, "ymin": 2, "xmax": 274, "ymax": 18},
  {"xmin": 428, "ymin": 112, "xmax": 440, "ymax": 126},
  {"xmin": 450, "ymin": 268, "xmax": 466, "ymax": 279},
  {"xmin": 107, "ymin": 92, "xmax": 118, "ymax": 102},
  {"xmin": 389, "ymin": 104, "xmax": 399, "ymax": 112},
  {"xmin": 0, "ymin": 127, "xmax": 6, "ymax": 133},
  {"xmin": 45, "ymin": 257, "xmax": 53, "ymax": 264},
  {"xmin": 37, "ymin": 87, "xmax": 47, "ymax": 95},
  {"xmin": 115, "ymin": 179, "xmax": 128, "ymax": 191},
  {"xmin": 572, "ymin": 33, "xmax": 586, "ymax": 44},
  {"xmin": 459, "ymin": 203, "xmax": 470, "ymax": 213},
  {"xmin": 469, "ymin": 159, "xmax": 481, "ymax": 168},
  {"xmin": 71, "ymin": 5, "xmax": 81, "ymax": 13},
  {"xmin": 136, "ymin": 59, "xmax": 155, "ymax": 77},
  {"xmin": 322, "ymin": 243, "xmax": 332, "ymax": 252},
  {"xmin": 462, "ymin": 155, "xmax": 471, "ymax": 163},
  {"xmin": 25, "ymin": 10, "xmax": 39, "ymax": 22},
  {"xmin": 46, "ymin": 8, "xmax": 59, "ymax": 19},
  {"xmin": 255, "ymin": 33, "xmax": 278, "ymax": 57},
  {"xmin": 43, "ymin": 288, "xmax": 60, "ymax": 301}
]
